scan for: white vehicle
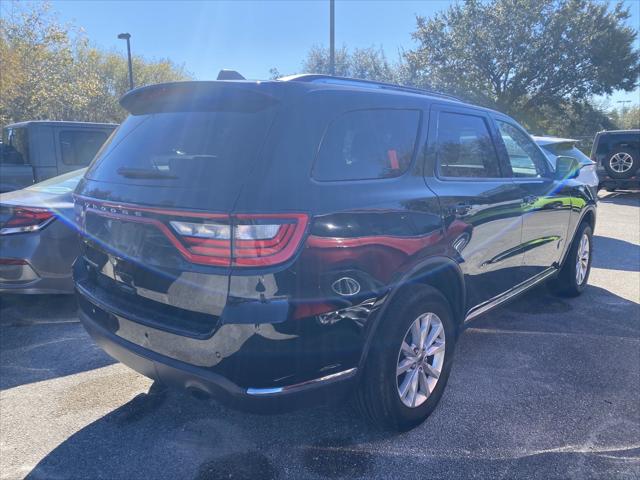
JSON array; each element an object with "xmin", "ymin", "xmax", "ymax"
[{"xmin": 534, "ymin": 136, "xmax": 599, "ymax": 197}]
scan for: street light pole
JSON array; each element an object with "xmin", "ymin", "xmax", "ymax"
[
  {"xmin": 118, "ymin": 33, "xmax": 134, "ymax": 90},
  {"xmin": 617, "ymin": 100, "xmax": 631, "ymax": 113},
  {"xmin": 329, "ymin": 0, "xmax": 335, "ymax": 76}
]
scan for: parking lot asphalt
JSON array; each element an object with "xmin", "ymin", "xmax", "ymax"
[{"xmin": 1, "ymin": 191, "xmax": 638, "ymax": 480}]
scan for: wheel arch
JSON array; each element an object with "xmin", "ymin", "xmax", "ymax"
[
  {"xmin": 358, "ymin": 256, "xmax": 466, "ymax": 369},
  {"xmin": 560, "ymin": 205, "xmax": 596, "ymax": 267}
]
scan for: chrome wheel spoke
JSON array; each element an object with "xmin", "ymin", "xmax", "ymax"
[
  {"xmin": 410, "ymin": 321, "xmax": 421, "ymax": 348},
  {"xmin": 397, "ymin": 357, "xmax": 415, "ymax": 376},
  {"xmin": 424, "ymin": 322, "xmax": 443, "ymax": 351},
  {"xmin": 418, "ymin": 369, "xmax": 431, "ymax": 396},
  {"xmin": 408, "ymin": 369, "xmax": 419, "ymax": 406},
  {"xmin": 398, "ymin": 368, "xmax": 414, "ymax": 399},
  {"xmin": 418, "ymin": 313, "xmax": 431, "ymax": 349},
  {"xmin": 424, "ymin": 362, "xmax": 441, "ymax": 380},
  {"xmin": 401, "ymin": 341, "xmax": 414, "ymax": 357},
  {"xmin": 425, "ymin": 340, "xmax": 445, "ymax": 356}
]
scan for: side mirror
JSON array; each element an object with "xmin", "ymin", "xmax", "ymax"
[{"xmin": 555, "ymin": 156, "xmax": 580, "ymax": 180}]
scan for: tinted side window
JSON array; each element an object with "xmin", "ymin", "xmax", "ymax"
[
  {"xmin": 436, "ymin": 112, "xmax": 501, "ymax": 178},
  {"xmin": 313, "ymin": 109, "xmax": 420, "ymax": 181},
  {"xmin": 60, "ymin": 130, "xmax": 109, "ymax": 166},
  {"xmin": 1, "ymin": 127, "xmax": 30, "ymax": 165},
  {"xmin": 497, "ymin": 121, "xmax": 546, "ymax": 178}
]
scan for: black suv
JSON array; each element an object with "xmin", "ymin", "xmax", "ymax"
[
  {"xmin": 591, "ymin": 129, "xmax": 640, "ymax": 191},
  {"xmin": 73, "ymin": 75, "xmax": 596, "ymax": 431}
]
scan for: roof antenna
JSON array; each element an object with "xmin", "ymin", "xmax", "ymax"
[{"xmin": 217, "ymin": 69, "xmax": 246, "ymax": 80}]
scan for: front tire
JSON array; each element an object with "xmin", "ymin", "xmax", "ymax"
[
  {"xmin": 355, "ymin": 285, "xmax": 456, "ymax": 431},
  {"xmin": 548, "ymin": 222, "xmax": 593, "ymax": 297}
]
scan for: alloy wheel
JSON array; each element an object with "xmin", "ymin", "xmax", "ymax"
[
  {"xmin": 396, "ymin": 312, "xmax": 446, "ymax": 408},
  {"xmin": 609, "ymin": 152, "xmax": 633, "ymax": 173},
  {"xmin": 575, "ymin": 233, "xmax": 590, "ymax": 286}
]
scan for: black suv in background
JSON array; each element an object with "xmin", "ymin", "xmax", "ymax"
[
  {"xmin": 591, "ymin": 129, "xmax": 640, "ymax": 191},
  {"xmin": 73, "ymin": 75, "xmax": 596, "ymax": 431}
]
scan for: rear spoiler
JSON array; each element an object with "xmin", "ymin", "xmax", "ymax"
[{"xmin": 119, "ymin": 81, "xmax": 280, "ymax": 114}]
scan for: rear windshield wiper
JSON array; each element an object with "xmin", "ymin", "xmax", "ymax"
[{"xmin": 116, "ymin": 167, "xmax": 178, "ymax": 179}]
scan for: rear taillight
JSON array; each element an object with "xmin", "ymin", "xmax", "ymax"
[
  {"xmin": 0, "ymin": 207, "xmax": 55, "ymax": 235},
  {"xmin": 79, "ymin": 199, "xmax": 309, "ymax": 268},
  {"xmin": 169, "ymin": 214, "xmax": 309, "ymax": 267},
  {"xmin": 233, "ymin": 214, "xmax": 309, "ymax": 267}
]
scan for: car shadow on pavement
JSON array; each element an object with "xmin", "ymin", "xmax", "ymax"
[
  {"xmin": 592, "ymin": 235, "xmax": 640, "ymax": 272},
  {"xmin": 24, "ymin": 283, "xmax": 640, "ymax": 480},
  {"xmin": 0, "ymin": 294, "xmax": 116, "ymax": 390}
]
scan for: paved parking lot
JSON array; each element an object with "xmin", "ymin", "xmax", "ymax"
[{"xmin": 1, "ymin": 191, "xmax": 638, "ymax": 480}]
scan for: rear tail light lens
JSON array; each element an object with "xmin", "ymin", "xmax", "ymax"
[
  {"xmin": 0, "ymin": 207, "xmax": 55, "ymax": 235},
  {"xmin": 171, "ymin": 214, "xmax": 308, "ymax": 266},
  {"xmin": 233, "ymin": 215, "xmax": 308, "ymax": 266},
  {"xmin": 80, "ymin": 200, "xmax": 309, "ymax": 268},
  {"xmin": 170, "ymin": 221, "xmax": 231, "ymax": 239}
]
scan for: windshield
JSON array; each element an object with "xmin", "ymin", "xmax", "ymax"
[
  {"xmin": 26, "ymin": 168, "xmax": 87, "ymax": 194},
  {"xmin": 86, "ymin": 108, "xmax": 277, "ymax": 188}
]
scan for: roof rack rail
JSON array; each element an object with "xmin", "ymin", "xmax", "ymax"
[{"xmin": 279, "ymin": 74, "xmax": 462, "ymax": 102}]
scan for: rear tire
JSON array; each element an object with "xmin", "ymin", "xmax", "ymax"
[
  {"xmin": 355, "ymin": 285, "xmax": 456, "ymax": 431},
  {"xmin": 604, "ymin": 149, "xmax": 638, "ymax": 179},
  {"xmin": 548, "ymin": 222, "xmax": 593, "ymax": 297}
]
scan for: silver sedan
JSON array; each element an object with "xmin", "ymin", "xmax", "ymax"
[{"xmin": 0, "ymin": 169, "xmax": 85, "ymax": 294}]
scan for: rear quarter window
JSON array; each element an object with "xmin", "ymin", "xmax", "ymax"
[{"xmin": 312, "ymin": 109, "xmax": 420, "ymax": 181}]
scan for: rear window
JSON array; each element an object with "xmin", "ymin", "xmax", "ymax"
[
  {"xmin": 86, "ymin": 109, "xmax": 277, "ymax": 188},
  {"xmin": 312, "ymin": 109, "xmax": 420, "ymax": 181},
  {"xmin": 60, "ymin": 130, "xmax": 110, "ymax": 166},
  {"xmin": 1, "ymin": 127, "xmax": 30, "ymax": 165}
]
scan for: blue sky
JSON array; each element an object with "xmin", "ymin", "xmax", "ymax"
[{"xmin": 15, "ymin": 0, "xmax": 640, "ymax": 107}]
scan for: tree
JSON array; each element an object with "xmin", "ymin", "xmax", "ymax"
[
  {"xmin": 405, "ymin": 0, "xmax": 640, "ymax": 129},
  {"xmin": 300, "ymin": 45, "xmax": 398, "ymax": 83},
  {"xmin": 533, "ymin": 100, "xmax": 617, "ymax": 143},
  {"xmin": 616, "ymin": 105, "xmax": 640, "ymax": 129},
  {"xmin": 0, "ymin": 1, "xmax": 191, "ymax": 126}
]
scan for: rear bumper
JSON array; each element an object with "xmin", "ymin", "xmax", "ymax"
[
  {"xmin": 0, "ymin": 262, "xmax": 74, "ymax": 294},
  {"xmin": 77, "ymin": 293, "xmax": 359, "ymax": 413},
  {"xmin": 0, "ymin": 221, "xmax": 78, "ymax": 294}
]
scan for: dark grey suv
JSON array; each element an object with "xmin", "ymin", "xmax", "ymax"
[{"xmin": 74, "ymin": 75, "xmax": 596, "ymax": 431}]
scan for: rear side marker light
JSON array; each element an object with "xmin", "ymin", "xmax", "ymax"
[{"xmin": 0, "ymin": 207, "xmax": 55, "ymax": 235}]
